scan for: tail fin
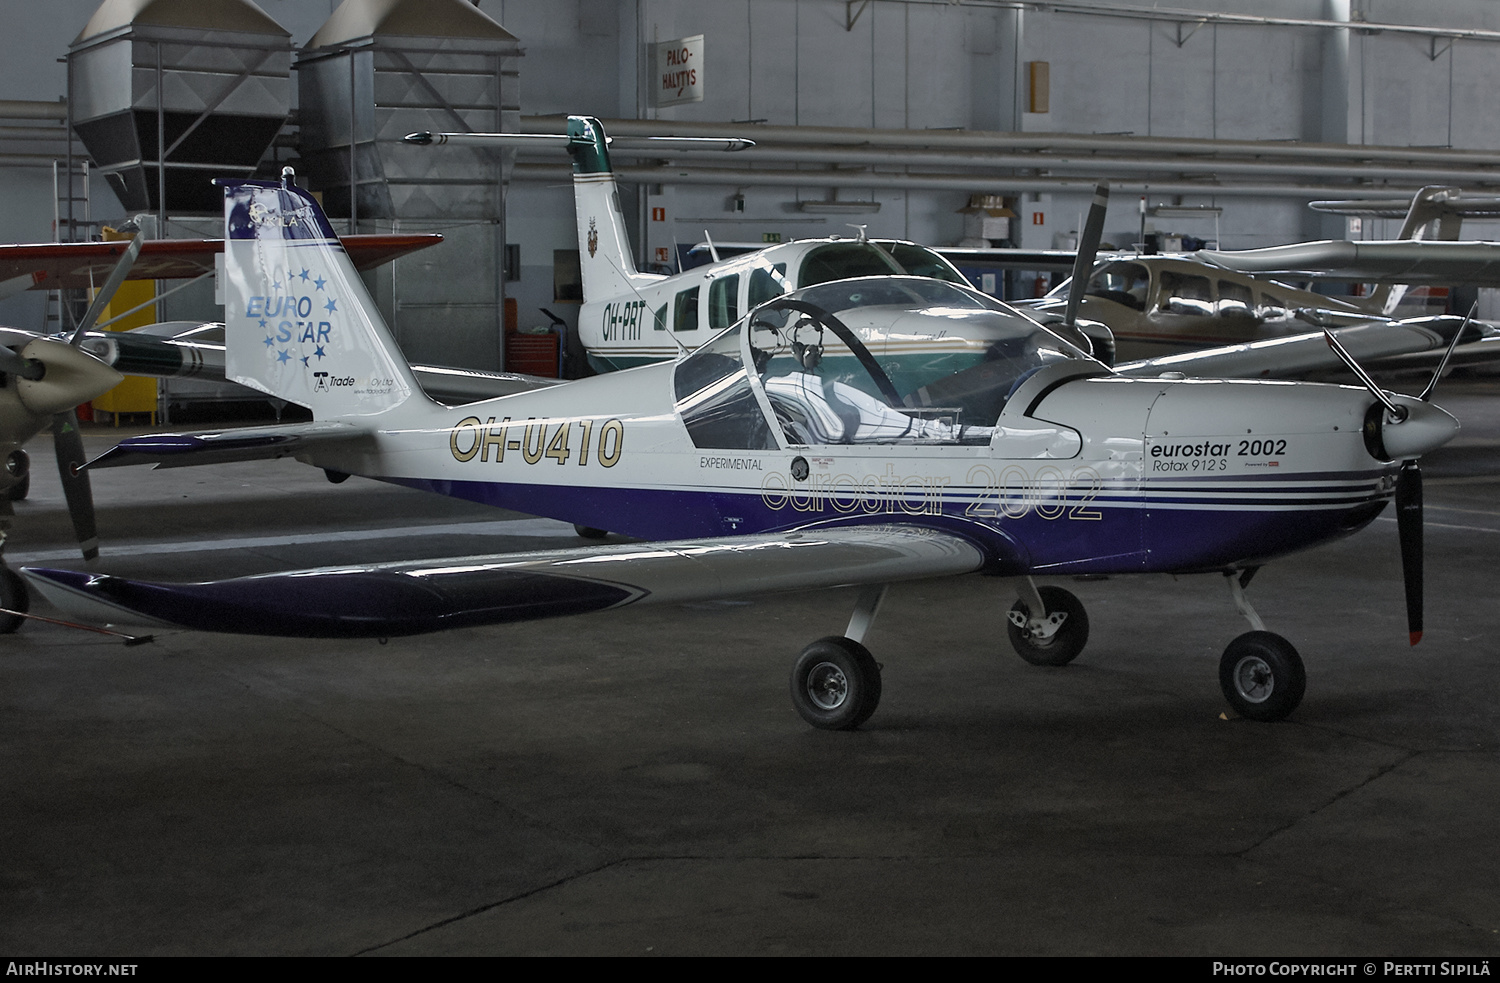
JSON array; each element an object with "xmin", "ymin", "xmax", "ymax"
[
  {"xmin": 1314, "ymin": 186, "xmax": 1481, "ymax": 315},
  {"xmin": 220, "ymin": 174, "xmax": 423, "ymax": 419},
  {"xmin": 565, "ymin": 116, "xmax": 662, "ymax": 303}
]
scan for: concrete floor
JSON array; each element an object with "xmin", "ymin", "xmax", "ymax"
[{"xmin": 2, "ymin": 381, "xmax": 1499, "ymax": 956}]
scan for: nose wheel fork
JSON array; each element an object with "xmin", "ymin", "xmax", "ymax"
[{"xmin": 1219, "ymin": 570, "xmax": 1305, "ymax": 721}]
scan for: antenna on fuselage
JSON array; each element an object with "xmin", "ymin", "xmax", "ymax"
[{"xmin": 703, "ymin": 231, "xmax": 720, "ymax": 263}]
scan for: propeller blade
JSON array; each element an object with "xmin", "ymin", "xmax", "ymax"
[
  {"xmin": 69, "ymin": 235, "xmax": 144, "ymax": 346},
  {"xmin": 52, "ymin": 410, "xmax": 98, "ymax": 561},
  {"xmin": 1395, "ymin": 461, "xmax": 1423, "ymax": 646},
  {"xmin": 1418, "ymin": 301, "xmax": 1477, "ymax": 403},
  {"xmin": 1063, "ymin": 181, "xmax": 1110, "ymax": 330}
]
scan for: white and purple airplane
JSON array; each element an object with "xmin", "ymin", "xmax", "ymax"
[{"xmin": 20, "ymin": 170, "xmax": 1462, "ymax": 730}]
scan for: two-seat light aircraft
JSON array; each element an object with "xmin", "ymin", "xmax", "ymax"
[{"xmin": 18, "ymin": 168, "xmax": 1462, "ymax": 731}]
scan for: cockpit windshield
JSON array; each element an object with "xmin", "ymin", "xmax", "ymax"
[{"xmin": 674, "ymin": 276, "xmax": 1096, "ymax": 449}]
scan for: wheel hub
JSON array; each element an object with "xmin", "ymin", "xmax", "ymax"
[
  {"xmin": 1007, "ymin": 608, "xmax": 1067, "ymax": 642},
  {"xmin": 806, "ymin": 661, "xmax": 849, "ymax": 710},
  {"xmin": 1232, "ymin": 655, "xmax": 1274, "ymax": 703}
]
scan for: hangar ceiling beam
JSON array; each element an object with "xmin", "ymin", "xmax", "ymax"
[{"xmin": 842, "ymin": 0, "xmax": 1500, "ymax": 44}]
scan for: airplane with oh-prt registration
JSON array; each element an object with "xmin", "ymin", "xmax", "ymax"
[
  {"xmin": 403, "ymin": 118, "xmax": 1113, "ymax": 372},
  {"xmin": 18, "ymin": 167, "xmax": 1463, "ymax": 731}
]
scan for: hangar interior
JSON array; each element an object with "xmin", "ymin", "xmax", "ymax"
[
  {"xmin": 7, "ymin": 0, "xmax": 1500, "ymax": 379},
  {"xmin": 3, "ymin": 0, "xmax": 1500, "ymax": 959}
]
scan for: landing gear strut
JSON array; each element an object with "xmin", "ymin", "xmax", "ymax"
[
  {"xmin": 1005, "ymin": 580, "xmax": 1090, "ymax": 666},
  {"xmin": 1219, "ymin": 570, "xmax": 1305, "ymax": 721}
]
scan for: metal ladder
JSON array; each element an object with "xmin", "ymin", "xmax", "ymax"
[{"xmin": 48, "ymin": 159, "xmax": 91, "ymax": 333}]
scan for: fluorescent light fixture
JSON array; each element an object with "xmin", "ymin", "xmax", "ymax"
[
  {"xmin": 797, "ymin": 200, "xmax": 881, "ymax": 214},
  {"xmin": 1151, "ymin": 205, "xmax": 1223, "ymax": 218}
]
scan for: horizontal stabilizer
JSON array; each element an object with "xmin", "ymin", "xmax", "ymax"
[
  {"xmin": 23, "ymin": 526, "xmax": 984, "ymax": 638},
  {"xmin": 84, "ymin": 421, "xmax": 367, "ymax": 470}
]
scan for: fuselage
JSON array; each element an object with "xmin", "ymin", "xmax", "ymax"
[
  {"xmin": 578, "ymin": 238, "xmax": 969, "ymax": 372},
  {"xmin": 306, "ymin": 287, "xmax": 1411, "ymax": 579},
  {"xmin": 1023, "ymin": 255, "xmax": 1375, "ymax": 363}
]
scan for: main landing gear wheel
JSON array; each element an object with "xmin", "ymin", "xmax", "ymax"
[
  {"xmin": 1219, "ymin": 631, "xmax": 1305, "ymax": 722},
  {"xmin": 790, "ymin": 636, "xmax": 882, "ymax": 731},
  {"xmin": 0, "ymin": 566, "xmax": 28, "ymax": 634},
  {"xmin": 1007, "ymin": 585, "xmax": 1090, "ymax": 666}
]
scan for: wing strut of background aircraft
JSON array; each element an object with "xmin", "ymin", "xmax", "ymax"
[{"xmin": 15, "ymin": 169, "xmax": 1463, "ymax": 732}]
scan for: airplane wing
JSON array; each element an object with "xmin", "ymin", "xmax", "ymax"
[
  {"xmin": 82, "ymin": 420, "xmax": 371, "ymax": 470},
  {"xmin": 1114, "ymin": 316, "xmax": 1494, "ymax": 379},
  {"xmin": 1199, "ymin": 240, "xmax": 1500, "ymax": 285},
  {"xmin": 0, "ymin": 234, "xmax": 443, "ymax": 291},
  {"xmin": 21, "ymin": 525, "xmax": 985, "ymax": 637}
]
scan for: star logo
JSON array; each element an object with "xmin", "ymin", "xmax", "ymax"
[
  {"xmin": 276, "ymin": 349, "xmax": 291, "ymax": 364},
  {"xmin": 299, "ymin": 268, "xmax": 310, "ymax": 282},
  {"xmin": 325, "ymin": 298, "xmax": 338, "ymax": 314},
  {"xmin": 313, "ymin": 276, "xmax": 327, "ymax": 291}
]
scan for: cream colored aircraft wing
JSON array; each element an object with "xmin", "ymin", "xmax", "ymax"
[
  {"xmin": 1199, "ymin": 240, "xmax": 1500, "ymax": 285},
  {"xmin": 1114, "ymin": 316, "xmax": 1493, "ymax": 379}
]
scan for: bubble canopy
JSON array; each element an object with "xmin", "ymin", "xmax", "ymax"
[{"xmin": 673, "ymin": 276, "xmax": 1099, "ymax": 449}]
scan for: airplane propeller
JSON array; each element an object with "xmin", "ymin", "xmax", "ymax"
[
  {"xmin": 1063, "ymin": 181, "xmax": 1110, "ymax": 334},
  {"xmin": 0, "ymin": 236, "xmax": 139, "ymax": 561},
  {"xmin": 1323, "ymin": 304, "xmax": 1473, "ymax": 645}
]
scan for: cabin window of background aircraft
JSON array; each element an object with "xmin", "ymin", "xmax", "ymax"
[
  {"xmin": 674, "ymin": 286, "xmax": 699, "ymax": 331},
  {"xmin": 747, "ymin": 264, "xmax": 788, "ymax": 308},
  {"xmin": 797, "ymin": 243, "xmax": 905, "ymax": 287},
  {"xmin": 1085, "ymin": 262, "xmax": 1149, "ymax": 311},
  {"xmin": 1217, "ymin": 280, "xmax": 1254, "ymax": 318},
  {"xmin": 709, "ymin": 275, "xmax": 739, "ymax": 330},
  {"xmin": 881, "ymin": 243, "xmax": 968, "ymax": 285},
  {"xmin": 1158, "ymin": 270, "xmax": 1214, "ymax": 317}
]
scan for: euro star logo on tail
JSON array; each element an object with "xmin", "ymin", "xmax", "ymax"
[{"xmin": 588, "ymin": 218, "xmax": 598, "ymax": 258}]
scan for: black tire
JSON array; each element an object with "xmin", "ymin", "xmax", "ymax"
[
  {"xmin": 7, "ymin": 473, "xmax": 29, "ymax": 501},
  {"xmin": 574, "ymin": 524, "xmax": 608, "ymax": 539},
  {"xmin": 1007, "ymin": 585, "xmax": 1089, "ymax": 666},
  {"xmin": 0, "ymin": 567, "xmax": 28, "ymax": 634},
  {"xmin": 790, "ymin": 636, "xmax": 882, "ymax": 731},
  {"xmin": 1219, "ymin": 631, "xmax": 1305, "ymax": 722}
]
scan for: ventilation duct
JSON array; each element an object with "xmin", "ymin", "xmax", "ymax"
[
  {"xmin": 295, "ymin": 0, "xmax": 520, "ymax": 223},
  {"xmin": 67, "ymin": 0, "xmax": 293, "ymax": 214}
]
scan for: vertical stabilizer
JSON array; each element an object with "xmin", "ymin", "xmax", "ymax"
[
  {"xmin": 566, "ymin": 116, "xmax": 653, "ymax": 303},
  {"xmin": 1373, "ymin": 186, "xmax": 1461, "ymax": 315},
  {"xmin": 220, "ymin": 175, "xmax": 423, "ymax": 418}
]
